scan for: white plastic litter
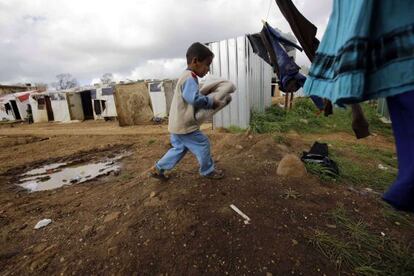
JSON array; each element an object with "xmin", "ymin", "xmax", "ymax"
[
  {"xmin": 34, "ymin": 219, "xmax": 52, "ymax": 229},
  {"xmin": 230, "ymin": 204, "xmax": 251, "ymax": 224},
  {"xmin": 378, "ymin": 164, "xmax": 388, "ymax": 170}
]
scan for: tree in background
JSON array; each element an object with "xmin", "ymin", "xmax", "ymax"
[
  {"xmin": 100, "ymin": 73, "xmax": 113, "ymax": 85},
  {"xmin": 53, "ymin": 73, "xmax": 78, "ymax": 90}
]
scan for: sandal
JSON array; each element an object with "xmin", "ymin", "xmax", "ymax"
[{"xmin": 204, "ymin": 169, "xmax": 225, "ymax": 180}]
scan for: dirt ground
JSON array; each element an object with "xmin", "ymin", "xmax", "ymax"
[{"xmin": 0, "ymin": 121, "xmax": 412, "ymax": 275}]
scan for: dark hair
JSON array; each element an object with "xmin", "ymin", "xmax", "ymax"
[{"xmin": 186, "ymin": 42, "xmax": 214, "ymax": 64}]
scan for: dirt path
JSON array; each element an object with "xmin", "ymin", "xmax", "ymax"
[
  {"xmin": 0, "ymin": 122, "xmax": 411, "ymax": 275},
  {"xmin": 0, "ymin": 121, "xmax": 213, "ymax": 137}
]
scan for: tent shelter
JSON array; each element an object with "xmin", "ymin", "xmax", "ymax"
[
  {"xmin": 0, "ymin": 91, "xmax": 34, "ymax": 121},
  {"xmin": 47, "ymin": 91, "xmax": 72, "ymax": 122},
  {"xmin": 29, "ymin": 92, "xmax": 55, "ymax": 123},
  {"xmin": 91, "ymin": 86, "xmax": 117, "ymax": 120},
  {"xmin": 64, "ymin": 88, "xmax": 94, "ymax": 121}
]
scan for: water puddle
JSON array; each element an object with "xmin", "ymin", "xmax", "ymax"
[{"xmin": 18, "ymin": 151, "xmax": 132, "ymax": 192}]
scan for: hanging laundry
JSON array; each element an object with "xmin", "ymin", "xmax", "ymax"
[
  {"xmin": 261, "ymin": 22, "xmax": 306, "ymax": 93},
  {"xmin": 274, "ymin": 0, "xmax": 370, "ymax": 138},
  {"xmin": 274, "ymin": 0, "xmax": 319, "ymax": 61}
]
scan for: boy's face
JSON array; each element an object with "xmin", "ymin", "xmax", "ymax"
[{"xmin": 190, "ymin": 56, "xmax": 213, "ymax": 78}]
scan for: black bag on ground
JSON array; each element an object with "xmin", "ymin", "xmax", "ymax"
[{"xmin": 301, "ymin": 142, "xmax": 339, "ymax": 175}]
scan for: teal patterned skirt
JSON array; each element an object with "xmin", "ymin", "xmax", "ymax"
[{"xmin": 304, "ymin": 0, "xmax": 414, "ymax": 106}]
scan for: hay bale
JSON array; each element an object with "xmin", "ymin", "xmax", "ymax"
[{"xmin": 114, "ymin": 82, "xmax": 154, "ymax": 126}]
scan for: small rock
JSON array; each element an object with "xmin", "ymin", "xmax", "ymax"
[
  {"xmin": 326, "ymin": 224, "xmax": 337, "ymax": 229},
  {"xmin": 299, "ymin": 119, "xmax": 308, "ymax": 124},
  {"xmin": 291, "ymin": 239, "xmax": 298, "ymax": 246},
  {"xmin": 266, "ymin": 272, "xmax": 273, "ymax": 276},
  {"xmin": 277, "ymin": 154, "xmax": 307, "ymax": 177},
  {"xmin": 235, "ymin": 145, "xmax": 243, "ymax": 150},
  {"xmin": 103, "ymin": 212, "xmax": 121, "ymax": 223},
  {"xmin": 149, "ymin": 191, "xmax": 157, "ymax": 198}
]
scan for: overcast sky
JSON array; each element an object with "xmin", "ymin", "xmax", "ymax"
[{"xmin": 0, "ymin": 0, "xmax": 332, "ymax": 86}]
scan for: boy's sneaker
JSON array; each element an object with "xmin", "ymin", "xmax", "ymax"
[
  {"xmin": 204, "ymin": 169, "xmax": 225, "ymax": 180},
  {"xmin": 148, "ymin": 166, "xmax": 169, "ymax": 181}
]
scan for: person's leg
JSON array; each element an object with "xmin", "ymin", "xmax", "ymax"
[
  {"xmin": 383, "ymin": 91, "xmax": 414, "ymax": 212},
  {"xmin": 180, "ymin": 130, "xmax": 215, "ymax": 176},
  {"xmin": 156, "ymin": 134, "xmax": 188, "ymax": 173}
]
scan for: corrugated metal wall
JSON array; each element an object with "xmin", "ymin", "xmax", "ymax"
[{"xmin": 208, "ymin": 36, "xmax": 272, "ymax": 128}]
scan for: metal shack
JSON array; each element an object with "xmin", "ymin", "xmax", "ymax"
[{"xmin": 207, "ymin": 36, "xmax": 273, "ymax": 129}]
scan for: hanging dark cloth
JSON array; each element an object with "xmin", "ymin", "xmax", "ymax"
[
  {"xmin": 247, "ymin": 34, "xmax": 272, "ymax": 65},
  {"xmin": 274, "ymin": 0, "xmax": 370, "ymax": 138},
  {"xmin": 274, "ymin": 0, "xmax": 320, "ymax": 61},
  {"xmin": 253, "ymin": 23, "xmax": 306, "ymax": 93}
]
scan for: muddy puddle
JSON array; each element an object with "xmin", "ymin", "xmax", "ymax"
[{"xmin": 17, "ymin": 151, "xmax": 132, "ymax": 192}]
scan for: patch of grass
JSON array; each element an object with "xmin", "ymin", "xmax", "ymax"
[
  {"xmin": 226, "ymin": 125, "xmax": 246, "ymax": 134},
  {"xmin": 304, "ymin": 162, "xmax": 339, "ymax": 182},
  {"xmin": 273, "ymin": 134, "xmax": 289, "ymax": 145},
  {"xmin": 327, "ymin": 143, "xmax": 397, "ymax": 191},
  {"xmin": 381, "ymin": 203, "xmax": 414, "ymax": 228},
  {"xmin": 250, "ymin": 98, "xmax": 393, "ymax": 138},
  {"xmin": 280, "ymin": 188, "xmax": 301, "ymax": 199},
  {"xmin": 309, "ymin": 206, "xmax": 414, "ymax": 275}
]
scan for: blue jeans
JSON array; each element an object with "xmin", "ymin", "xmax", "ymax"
[{"xmin": 156, "ymin": 130, "xmax": 215, "ymax": 176}]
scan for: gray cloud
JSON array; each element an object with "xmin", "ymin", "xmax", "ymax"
[{"xmin": 0, "ymin": 0, "xmax": 332, "ymax": 85}]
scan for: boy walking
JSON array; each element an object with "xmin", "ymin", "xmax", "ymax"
[{"xmin": 149, "ymin": 42, "xmax": 224, "ymax": 180}]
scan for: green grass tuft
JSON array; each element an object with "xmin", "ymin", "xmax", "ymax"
[
  {"xmin": 309, "ymin": 206, "xmax": 414, "ymax": 275},
  {"xmin": 304, "ymin": 162, "xmax": 338, "ymax": 182},
  {"xmin": 250, "ymin": 98, "xmax": 393, "ymax": 137},
  {"xmin": 226, "ymin": 125, "xmax": 246, "ymax": 134}
]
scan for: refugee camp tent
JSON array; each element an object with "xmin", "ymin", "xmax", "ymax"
[
  {"xmin": 0, "ymin": 91, "xmax": 34, "ymax": 121},
  {"xmin": 114, "ymin": 81, "xmax": 154, "ymax": 126},
  {"xmin": 163, "ymin": 79, "xmax": 176, "ymax": 115},
  {"xmin": 47, "ymin": 91, "xmax": 72, "ymax": 122},
  {"xmin": 91, "ymin": 86, "xmax": 117, "ymax": 120},
  {"xmin": 29, "ymin": 92, "xmax": 55, "ymax": 123},
  {"xmin": 0, "ymin": 94, "xmax": 18, "ymax": 121},
  {"xmin": 65, "ymin": 87, "xmax": 95, "ymax": 121}
]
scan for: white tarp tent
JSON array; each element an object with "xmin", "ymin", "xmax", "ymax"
[
  {"xmin": 48, "ymin": 91, "xmax": 72, "ymax": 122},
  {"xmin": 0, "ymin": 91, "xmax": 33, "ymax": 121},
  {"xmin": 0, "ymin": 94, "xmax": 17, "ymax": 121},
  {"xmin": 148, "ymin": 81, "xmax": 167, "ymax": 118},
  {"xmin": 29, "ymin": 92, "xmax": 51, "ymax": 123},
  {"xmin": 91, "ymin": 86, "xmax": 117, "ymax": 120}
]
